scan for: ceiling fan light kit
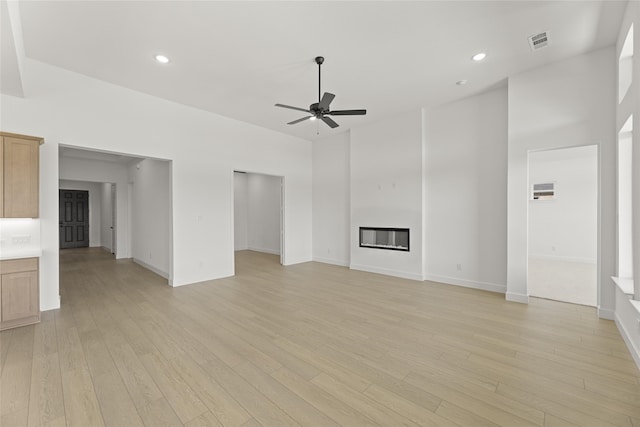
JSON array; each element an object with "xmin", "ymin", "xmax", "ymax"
[{"xmin": 275, "ymin": 56, "xmax": 367, "ymax": 129}]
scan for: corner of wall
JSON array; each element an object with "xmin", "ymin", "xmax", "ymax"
[{"xmin": 506, "ymin": 292, "xmax": 530, "ymax": 304}]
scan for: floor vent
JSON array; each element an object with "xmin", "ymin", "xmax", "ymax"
[{"xmin": 528, "ymin": 32, "xmax": 549, "ymax": 51}]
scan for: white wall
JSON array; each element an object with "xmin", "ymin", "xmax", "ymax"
[
  {"xmin": 2, "ymin": 58, "xmax": 312, "ymax": 310},
  {"xmin": 0, "ymin": 219, "xmax": 41, "ymax": 255},
  {"xmin": 312, "ymin": 132, "xmax": 350, "ymax": 266},
  {"xmin": 614, "ymin": 0, "xmax": 640, "ymax": 370},
  {"xmin": 247, "ymin": 173, "xmax": 281, "ymax": 255},
  {"xmin": 424, "ymin": 87, "xmax": 508, "ymax": 293},
  {"xmin": 507, "ymin": 48, "xmax": 616, "ymax": 309},
  {"xmin": 128, "ymin": 159, "xmax": 171, "ymax": 278},
  {"xmin": 100, "ymin": 183, "xmax": 113, "ymax": 252},
  {"xmin": 233, "ymin": 172, "xmax": 249, "ymax": 251},
  {"xmin": 350, "ymin": 109, "xmax": 424, "ymax": 280},
  {"xmin": 58, "ymin": 179, "xmax": 102, "ymax": 248},
  {"xmin": 528, "ymin": 146, "xmax": 598, "ymax": 264}
]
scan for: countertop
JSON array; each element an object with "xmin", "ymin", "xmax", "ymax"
[{"xmin": 0, "ymin": 248, "xmax": 42, "ymax": 261}]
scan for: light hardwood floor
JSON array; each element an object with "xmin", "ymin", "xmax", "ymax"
[{"xmin": 2, "ymin": 248, "xmax": 639, "ymax": 426}]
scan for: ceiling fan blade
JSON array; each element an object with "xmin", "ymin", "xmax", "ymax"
[
  {"xmin": 275, "ymin": 103, "xmax": 311, "ymax": 113},
  {"xmin": 321, "ymin": 116, "xmax": 339, "ymax": 128},
  {"xmin": 328, "ymin": 109, "xmax": 367, "ymax": 116},
  {"xmin": 318, "ymin": 92, "xmax": 335, "ymax": 110},
  {"xmin": 287, "ymin": 116, "xmax": 312, "ymax": 125}
]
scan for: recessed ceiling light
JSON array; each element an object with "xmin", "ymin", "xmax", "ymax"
[
  {"xmin": 456, "ymin": 80, "xmax": 468, "ymax": 86},
  {"xmin": 472, "ymin": 52, "xmax": 487, "ymax": 62},
  {"xmin": 154, "ymin": 54, "xmax": 170, "ymax": 64}
]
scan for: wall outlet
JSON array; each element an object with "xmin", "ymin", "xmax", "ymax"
[
  {"xmin": 456, "ymin": 263, "xmax": 462, "ymax": 271},
  {"xmin": 12, "ymin": 235, "xmax": 31, "ymax": 245}
]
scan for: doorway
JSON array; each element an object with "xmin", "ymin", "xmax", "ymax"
[
  {"xmin": 233, "ymin": 171, "xmax": 284, "ymax": 267},
  {"xmin": 527, "ymin": 145, "xmax": 598, "ymax": 306},
  {"xmin": 58, "ymin": 146, "xmax": 173, "ymax": 284}
]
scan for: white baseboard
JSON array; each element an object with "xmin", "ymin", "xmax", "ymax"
[
  {"xmin": 350, "ymin": 263, "xmax": 423, "ymax": 281},
  {"xmin": 248, "ymin": 246, "xmax": 281, "ymax": 256},
  {"xmin": 169, "ymin": 269, "xmax": 234, "ymax": 287},
  {"xmin": 313, "ymin": 256, "xmax": 349, "ymax": 267},
  {"xmin": 528, "ymin": 254, "xmax": 597, "ymax": 264},
  {"xmin": 615, "ymin": 312, "xmax": 640, "ymax": 371},
  {"xmin": 423, "ymin": 274, "xmax": 506, "ymax": 294},
  {"xmin": 597, "ymin": 307, "xmax": 615, "ymax": 320},
  {"xmin": 133, "ymin": 258, "xmax": 169, "ymax": 279},
  {"xmin": 506, "ymin": 292, "xmax": 530, "ymax": 304},
  {"xmin": 41, "ymin": 301, "xmax": 61, "ymax": 311}
]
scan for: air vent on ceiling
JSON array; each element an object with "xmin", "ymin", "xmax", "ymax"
[{"xmin": 528, "ymin": 32, "xmax": 549, "ymax": 51}]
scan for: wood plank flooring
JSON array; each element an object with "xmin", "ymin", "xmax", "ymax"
[{"xmin": 1, "ymin": 248, "xmax": 639, "ymax": 426}]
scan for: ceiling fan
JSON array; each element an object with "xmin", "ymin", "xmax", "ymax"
[{"xmin": 275, "ymin": 56, "xmax": 367, "ymax": 129}]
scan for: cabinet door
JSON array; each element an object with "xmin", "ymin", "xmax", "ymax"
[
  {"xmin": 3, "ymin": 136, "xmax": 39, "ymax": 218},
  {"xmin": 1, "ymin": 271, "xmax": 39, "ymax": 326},
  {"xmin": 0, "ymin": 137, "xmax": 4, "ymax": 216}
]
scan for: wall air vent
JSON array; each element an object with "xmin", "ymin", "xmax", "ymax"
[
  {"xmin": 531, "ymin": 182, "xmax": 555, "ymax": 200},
  {"xmin": 528, "ymin": 32, "xmax": 549, "ymax": 51}
]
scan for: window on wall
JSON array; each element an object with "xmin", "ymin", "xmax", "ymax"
[
  {"xmin": 619, "ymin": 24, "xmax": 633, "ymax": 103},
  {"xmin": 618, "ymin": 115, "xmax": 633, "ymax": 292}
]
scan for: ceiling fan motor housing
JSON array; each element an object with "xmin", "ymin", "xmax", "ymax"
[{"xmin": 309, "ymin": 102, "xmax": 328, "ymax": 117}]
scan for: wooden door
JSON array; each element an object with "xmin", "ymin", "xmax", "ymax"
[
  {"xmin": 1, "ymin": 271, "xmax": 38, "ymax": 326},
  {"xmin": 59, "ymin": 190, "xmax": 90, "ymax": 249},
  {"xmin": 3, "ymin": 136, "xmax": 40, "ymax": 217}
]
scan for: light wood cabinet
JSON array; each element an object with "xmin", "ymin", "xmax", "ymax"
[
  {"xmin": 0, "ymin": 132, "xmax": 43, "ymax": 218},
  {"xmin": 0, "ymin": 258, "xmax": 40, "ymax": 331}
]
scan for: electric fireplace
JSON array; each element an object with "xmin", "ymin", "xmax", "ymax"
[{"xmin": 359, "ymin": 227, "xmax": 409, "ymax": 252}]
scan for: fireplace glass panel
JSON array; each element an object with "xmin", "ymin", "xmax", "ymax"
[{"xmin": 359, "ymin": 227, "xmax": 409, "ymax": 251}]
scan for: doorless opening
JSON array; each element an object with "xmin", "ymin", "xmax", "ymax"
[
  {"xmin": 58, "ymin": 146, "xmax": 173, "ymax": 284},
  {"xmin": 527, "ymin": 145, "xmax": 598, "ymax": 306},
  {"xmin": 233, "ymin": 170, "xmax": 284, "ymax": 270}
]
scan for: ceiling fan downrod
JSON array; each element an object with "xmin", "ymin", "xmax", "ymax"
[{"xmin": 316, "ymin": 56, "xmax": 324, "ymax": 105}]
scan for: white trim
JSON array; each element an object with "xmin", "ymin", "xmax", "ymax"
[
  {"xmin": 423, "ymin": 274, "xmax": 506, "ymax": 294},
  {"xmin": 528, "ymin": 254, "xmax": 597, "ymax": 264},
  {"xmin": 615, "ymin": 312, "xmax": 640, "ymax": 371},
  {"xmin": 313, "ymin": 256, "xmax": 349, "ymax": 267},
  {"xmin": 248, "ymin": 246, "xmax": 281, "ymax": 256},
  {"xmin": 350, "ymin": 263, "xmax": 423, "ymax": 281},
  {"xmin": 506, "ymin": 292, "xmax": 530, "ymax": 304},
  {"xmin": 597, "ymin": 307, "xmax": 615, "ymax": 320},
  {"xmin": 611, "ymin": 276, "xmax": 634, "ymax": 296},
  {"xmin": 133, "ymin": 258, "xmax": 169, "ymax": 280}
]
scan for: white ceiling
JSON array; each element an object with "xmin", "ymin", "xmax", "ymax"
[{"xmin": 8, "ymin": 1, "xmax": 629, "ymax": 141}]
